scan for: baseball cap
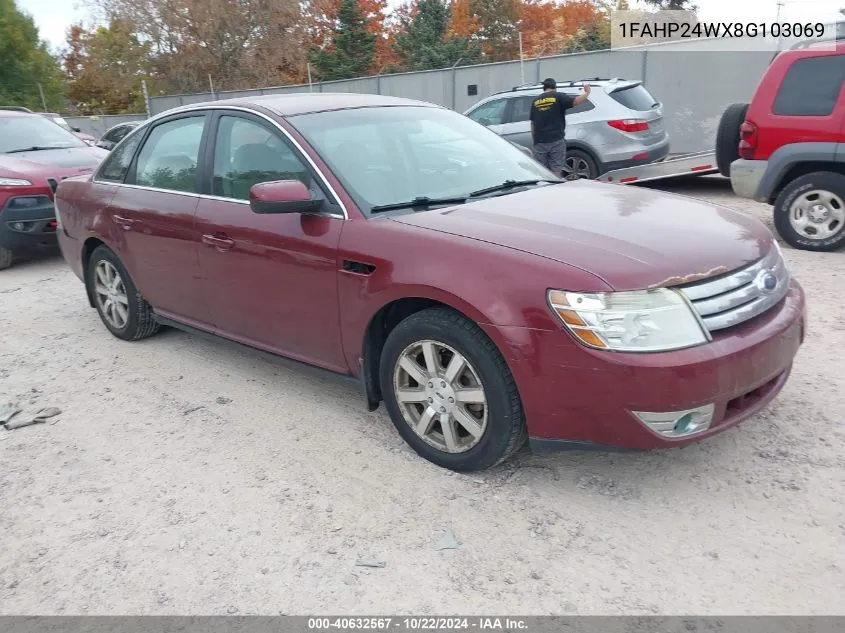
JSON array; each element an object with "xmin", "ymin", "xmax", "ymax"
[{"xmin": 542, "ymin": 78, "xmax": 556, "ymax": 89}]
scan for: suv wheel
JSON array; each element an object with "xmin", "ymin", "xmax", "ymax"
[
  {"xmin": 566, "ymin": 150, "xmax": 598, "ymax": 180},
  {"xmin": 774, "ymin": 172, "xmax": 845, "ymax": 252},
  {"xmin": 85, "ymin": 245, "xmax": 161, "ymax": 340},
  {"xmin": 716, "ymin": 103, "xmax": 749, "ymax": 177},
  {"xmin": 379, "ymin": 307, "xmax": 527, "ymax": 472},
  {"xmin": 0, "ymin": 248, "xmax": 12, "ymax": 271}
]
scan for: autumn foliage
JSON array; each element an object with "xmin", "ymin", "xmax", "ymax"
[{"xmin": 59, "ymin": 0, "xmax": 618, "ymax": 113}]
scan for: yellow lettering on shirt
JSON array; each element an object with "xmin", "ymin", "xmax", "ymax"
[{"xmin": 533, "ymin": 96, "xmax": 557, "ymax": 111}]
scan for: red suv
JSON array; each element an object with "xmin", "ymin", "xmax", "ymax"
[
  {"xmin": 724, "ymin": 39, "xmax": 845, "ymax": 251},
  {"xmin": 0, "ymin": 110, "xmax": 108, "ymax": 269}
]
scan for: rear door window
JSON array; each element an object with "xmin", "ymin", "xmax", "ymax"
[
  {"xmin": 609, "ymin": 84, "xmax": 659, "ymax": 111},
  {"xmin": 509, "ymin": 94, "xmax": 594, "ymax": 123},
  {"xmin": 772, "ymin": 54, "xmax": 845, "ymax": 116}
]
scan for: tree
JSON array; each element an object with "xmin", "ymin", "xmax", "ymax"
[
  {"xmin": 310, "ymin": 0, "xmax": 377, "ymax": 81},
  {"xmin": 561, "ymin": 21, "xmax": 612, "ymax": 53},
  {"xmin": 63, "ymin": 19, "xmax": 154, "ymax": 114},
  {"xmin": 89, "ymin": 0, "xmax": 306, "ymax": 93},
  {"xmin": 469, "ymin": 0, "xmax": 521, "ymax": 61},
  {"xmin": 0, "ymin": 0, "xmax": 64, "ymax": 109},
  {"xmin": 640, "ymin": 0, "xmax": 697, "ymax": 10},
  {"xmin": 393, "ymin": 0, "xmax": 482, "ymax": 71},
  {"xmin": 518, "ymin": 0, "xmax": 607, "ymax": 57}
]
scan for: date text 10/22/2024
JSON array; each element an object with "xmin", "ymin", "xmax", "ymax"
[{"xmin": 307, "ymin": 618, "xmax": 529, "ymax": 631}]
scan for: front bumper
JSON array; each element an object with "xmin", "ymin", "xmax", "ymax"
[
  {"xmin": 487, "ymin": 280, "xmax": 806, "ymax": 451},
  {"xmin": 0, "ymin": 194, "xmax": 58, "ymax": 250},
  {"xmin": 730, "ymin": 158, "xmax": 769, "ymax": 202}
]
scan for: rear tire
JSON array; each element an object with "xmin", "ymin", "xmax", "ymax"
[
  {"xmin": 379, "ymin": 307, "xmax": 527, "ymax": 472},
  {"xmin": 773, "ymin": 172, "xmax": 845, "ymax": 252},
  {"xmin": 0, "ymin": 248, "xmax": 12, "ymax": 271},
  {"xmin": 85, "ymin": 245, "xmax": 160, "ymax": 340},
  {"xmin": 566, "ymin": 149, "xmax": 598, "ymax": 180},
  {"xmin": 716, "ymin": 103, "xmax": 749, "ymax": 177}
]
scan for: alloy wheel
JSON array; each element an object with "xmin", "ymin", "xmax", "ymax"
[
  {"xmin": 94, "ymin": 260, "xmax": 130, "ymax": 330},
  {"xmin": 392, "ymin": 339, "xmax": 488, "ymax": 454}
]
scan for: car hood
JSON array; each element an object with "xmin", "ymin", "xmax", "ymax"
[
  {"xmin": 0, "ymin": 146, "xmax": 108, "ymax": 180},
  {"xmin": 391, "ymin": 180, "xmax": 774, "ymax": 291}
]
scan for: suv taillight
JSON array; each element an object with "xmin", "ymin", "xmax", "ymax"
[
  {"xmin": 738, "ymin": 121, "xmax": 758, "ymax": 160},
  {"xmin": 607, "ymin": 119, "xmax": 650, "ymax": 133}
]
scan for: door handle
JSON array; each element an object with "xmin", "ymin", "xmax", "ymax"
[
  {"xmin": 113, "ymin": 215, "xmax": 135, "ymax": 230},
  {"xmin": 202, "ymin": 233, "xmax": 235, "ymax": 250}
]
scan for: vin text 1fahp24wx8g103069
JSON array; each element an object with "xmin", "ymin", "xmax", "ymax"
[{"xmin": 53, "ymin": 93, "xmax": 806, "ymax": 472}]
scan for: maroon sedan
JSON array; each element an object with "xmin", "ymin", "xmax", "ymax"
[{"xmin": 54, "ymin": 94, "xmax": 806, "ymax": 471}]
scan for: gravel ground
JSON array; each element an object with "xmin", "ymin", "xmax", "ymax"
[{"xmin": 1, "ymin": 176, "xmax": 843, "ymax": 616}]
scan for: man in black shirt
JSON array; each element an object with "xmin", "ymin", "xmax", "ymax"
[{"xmin": 530, "ymin": 78, "xmax": 591, "ymax": 177}]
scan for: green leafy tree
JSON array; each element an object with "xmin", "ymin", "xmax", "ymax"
[
  {"xmin": 393, "ymin": 0, "xmax": 482, "ymax": 71},
  {"xmin": 63, "ymin": 20, "xmax": 156, "ymax": 114},
  {"xmin": 560, "ymin": 21, "xmax": 612, "ymax": 53},
  {"xmin": 0, "ymin": 0, "xmax": 65, "ymax": 109},
  {"xmin": 641, "ymin": 0, "xmax": 697, "ymax": 10},
  {"xmin": 310, "ymin": 0, "xmax": 377, "ymax": 81}
]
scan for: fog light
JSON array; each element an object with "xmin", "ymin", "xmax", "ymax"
[
  {"xmin": 11, "ymin": 222, "xmax": 26, "ymax": 231},
  {"xmin": 633, "ymin": 403, "xmax": 715, "ymax": 438}
]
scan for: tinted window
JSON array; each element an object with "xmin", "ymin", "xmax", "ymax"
[
  {"xmin": 609, "ymin": 84, "xmax": 659, "ymax": 111},
  {"xmin": 466, "ymin": 99, "xmax": 508, "ymax": 126},
  {"xmin": 289, "ymin": 105, "xmax": 550, "ymax": 214},
  {"xmin": 132, "ymin": 116, "xmax": 205, "ymax": 193},
  {"xmin": 773, "ymin": 55, "xmax": 845, "ymax": 116},
  {"xmin": 98, "ymin": 131, "xmax": 143, "ymax": 182},
  {"xmin": 212, "ymin": 115, "xmax": 312, "ymax": 200},
  {"xmin": 509, "ymin": 95, "xmax": 595, "ymax": 123}
]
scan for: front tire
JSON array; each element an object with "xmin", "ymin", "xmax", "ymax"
[
  {"xmin": 379, "ymin": 307, "xmax": 526, "ymax": 472},
  {"xmin": 773, "ymin": 172, "xmax": 845, "ymax": 252},
  {"xmin": 85, "ymin": 245, "xmax": 160, "ymax": 340},
  {"xmin": 0, "ymin": 248, "xmax": 12, "ymax": 271}
]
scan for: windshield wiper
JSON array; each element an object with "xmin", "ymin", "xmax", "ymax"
[
  {"xmin": 5, "ymin": 145, "xmax": 68, "ymax": 154},
  {"xmin": 469, "ymin": 179, "xmax": 561, "ymax": 198},
  {"xmin": 370, "ymin": 195, "xmax": 469, "ymax": 214}
]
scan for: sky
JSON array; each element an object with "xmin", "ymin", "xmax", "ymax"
[{"xmin": 16, "ymin": 0, "xmax": 845, "ymax": 53}]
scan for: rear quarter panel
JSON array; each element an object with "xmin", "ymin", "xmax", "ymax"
[
  {"xmin": 746, "ymin": 48, "xmax": 845, "ymax": 159},
  {"xmin": 336, "ymin": 216, "xmax": 611, "ymax": 376},
  {"xmin": 55, "ymin": 177, "xmax": 119, "ymax": 277}
]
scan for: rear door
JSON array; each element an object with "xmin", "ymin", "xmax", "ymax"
[
  {"xmin": 106, "ymin": 112, "xmax": 212, "ymax": 326},
  {"xmin": 501, "ymin": 93, "xmax": 598, "ymax": 148}
]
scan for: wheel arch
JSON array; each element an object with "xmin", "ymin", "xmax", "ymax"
[
  {"xmin": 769, "ymin": 161, "xmax": 845, "ymax": 204},
  {"xmin": 358, "ymin": 292, "xmax": 513, "ymax": 412},
  {"xmin": 81, "ymin": 236, "xmax": 109, "ymax": 307}
]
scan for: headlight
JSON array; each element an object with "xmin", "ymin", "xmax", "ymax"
[
  {"xmin": 0, "ymin": 178, "xmax": 33, "ymax": 186},
  {"xmin": 547, "ymin": 288, "xmax": 709, "ymax": 352}
]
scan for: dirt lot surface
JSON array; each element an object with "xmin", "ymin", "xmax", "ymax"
[{"xmin": 1, "ymin": 176, "xmax": 843, "ymax": 616}]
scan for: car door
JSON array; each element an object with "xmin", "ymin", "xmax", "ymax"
[
  {"xmin": 499, "ymin": 95, "xmax": 535, "ymax": 148},
  {"xmin": 106, "ymin": 112, "xmax": 212, "ymax": 327},
  {"xmin": 194, "ymin": 110, "xmax": 347, "ymax": 372},
  {"xmin": 464, "ymin": 98, "xmax": 509, "ymax": 136}
]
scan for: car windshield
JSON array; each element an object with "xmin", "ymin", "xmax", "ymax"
[
  {"xmin": 287, "ymin": 105, "xmax": 554, "ymax": 214},
  {"xmin": 0, "ymin": 115, "xmax": 86, "ymax": 153}
]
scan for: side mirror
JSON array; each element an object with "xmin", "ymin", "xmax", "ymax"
[
  {"xmin": 249, "ymin": 180, "xmax": 323, "ymax": 214},
  {"xmin": 72, "ymin": 126, "xmax": 82, "ymax": 132}
]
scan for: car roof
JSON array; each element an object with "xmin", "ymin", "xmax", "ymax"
[
  {"xmin": 159, "ymin": 92, "xmax": 441, "ymax": 119},
  {"xmin": 0, "ymin": 109, "xmax": 38, "ymax": 118},
  {"xmin": 491, "ymin": 78, "xmax": 641, "ymax": 97}
]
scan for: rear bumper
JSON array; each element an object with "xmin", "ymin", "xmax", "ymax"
[
  {"xmin": 0, "ymin": 194, "xmax": 58, "ymax": 250},
  {"xmin": 730, "ymin": 158, "xmax": 769, "ymax": 202},
  {"xmin": 599, "ymin": 140, "xmax": 671, "ymax": 175},
  {"xmin": 485, "ymin": 280, "xmax": 806, "ymax": 450}
]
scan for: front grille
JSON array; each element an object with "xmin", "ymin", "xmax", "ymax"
[{"xmin": 679, "ymin": 243, "xmax": 790, "ymax": 333}]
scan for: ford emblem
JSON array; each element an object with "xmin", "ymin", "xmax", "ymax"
[{"xmin": 755, "ymin": 270, "xmax": 778, "ymax": 293}]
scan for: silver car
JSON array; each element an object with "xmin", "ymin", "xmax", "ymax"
[{"xmin": 463, "ymin": 78, "xmax": 670, "ymax": 179}]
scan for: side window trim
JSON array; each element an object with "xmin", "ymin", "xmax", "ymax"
[{"xmin": 124, "ymin": 111, "xmax": 211, "ymax": 195}]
